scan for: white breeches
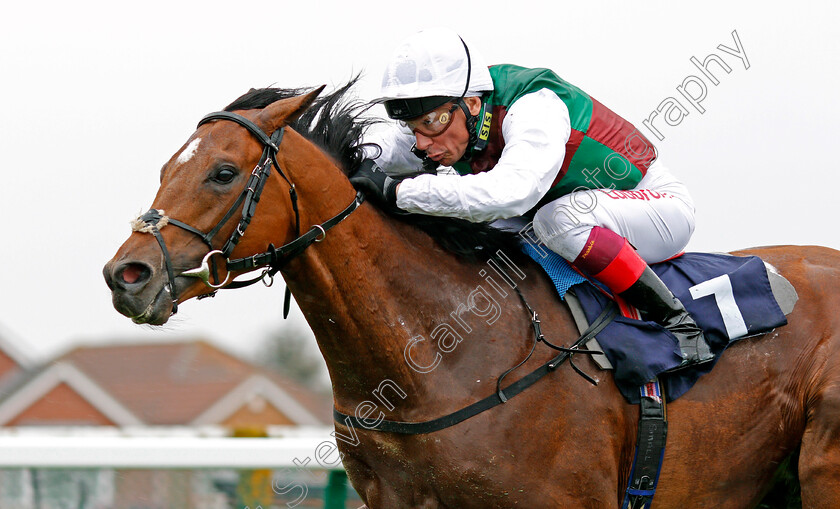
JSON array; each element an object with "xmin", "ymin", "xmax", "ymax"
[{"xmin": 532, "ymin": 160, "xmax": 696, "ymax": 263}]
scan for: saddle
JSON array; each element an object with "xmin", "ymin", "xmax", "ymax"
[
  {"xmin": 525, "ymin": 246, "xmax": 798, "ymax": 403},
  {"xmin": 569, "ymin": 259, "xmax": 798, "ymax": 366}
]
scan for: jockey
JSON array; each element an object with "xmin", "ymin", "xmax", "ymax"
[{"xmin": 351, "ymin": 27, "xmax": 714, "ymax": 368}]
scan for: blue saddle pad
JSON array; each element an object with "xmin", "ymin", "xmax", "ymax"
[
  {"xmin": 525, "ymin": 249, "xmax": 788, "ymax": 403},
  {"xmin": 522, "ymin": 242, "xmax": 587, "ymax": 299}
]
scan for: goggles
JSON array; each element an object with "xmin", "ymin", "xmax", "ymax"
[{"xmin": 399, "ymin": 103, "xmax": 459, "ymax": 137}]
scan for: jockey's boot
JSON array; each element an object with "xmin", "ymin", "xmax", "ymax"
[
  {"xmin": 571, "ymin": 226, "xmax": 715, "ymax": 368},
  {"xmin": 618, "ymin": 266, "xmax": 715, "ymax": 367}
]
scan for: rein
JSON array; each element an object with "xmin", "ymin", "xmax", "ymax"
[{"xmin": 134, "ymin": 111, "xmax": 364, "ymax": 316}]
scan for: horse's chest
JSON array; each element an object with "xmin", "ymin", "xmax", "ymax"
[{"xmin": 339, "ymin": 434, "xmax": 534, "ymax": 508}]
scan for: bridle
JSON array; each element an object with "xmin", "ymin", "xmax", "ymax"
[{"xmin": 134, "ymin": 110, "xmax": 364, "ymax": 316}]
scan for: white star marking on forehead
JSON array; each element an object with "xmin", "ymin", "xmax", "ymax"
[{"xmin": 176, "ymin": 137, "xmax": 201, "ymax": 165}]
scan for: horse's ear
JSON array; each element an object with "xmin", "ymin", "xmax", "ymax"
[{"xmin": 257, "ymin": 85, "xmax": 326, "ymax": 133}]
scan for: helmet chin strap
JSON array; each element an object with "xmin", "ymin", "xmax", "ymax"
[
  {"xmin": 457, "ymin": 98, "xmax": 480, "ymax": 162},
  {"xmin": 454, "ymin": 36, "xmax": 482, "ymax": 161}
]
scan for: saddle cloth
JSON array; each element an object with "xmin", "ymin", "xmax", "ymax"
[{"xmin": 523, "ymin": 247, "xmax": 797, "ymax": 403}]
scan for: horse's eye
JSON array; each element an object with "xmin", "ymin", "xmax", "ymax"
[{"xmin": 211, "ymin": 167, "xmax": 237, "ymax": 184}]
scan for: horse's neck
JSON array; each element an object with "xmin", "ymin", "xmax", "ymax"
[
  {"xmin": 274, "ymin": 135, "xmax": 519, "ymax": 412},
  {"xmin": 285, "ymin": 208, "xmax": 470, "ymax": 407}
]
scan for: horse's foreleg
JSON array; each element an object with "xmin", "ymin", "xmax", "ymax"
[
  {"xmin": 799, "ymin": 381, "xmax": 840, "ymax": 508},
  {"xmin": 341, "ymin": 453, "xmax": 446, "ymax": 509}
]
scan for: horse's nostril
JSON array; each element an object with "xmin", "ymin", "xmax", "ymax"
[{"xmin": 119, "ymin": 263, "xmax": 151, "ymax": 286}]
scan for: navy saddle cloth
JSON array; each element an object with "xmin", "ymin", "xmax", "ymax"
[{"xmin": 524, "ymin": 248, "xmax": 788, "ymax": 403}]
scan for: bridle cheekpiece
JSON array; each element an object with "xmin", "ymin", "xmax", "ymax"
[{"xmin": 134, "ymin": 110, "xmax": 364, "ymax": 316}]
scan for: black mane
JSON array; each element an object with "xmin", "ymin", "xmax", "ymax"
[
  {"xmin": 225, "ymin": 80, "xmax": 374, "ymax": 175},
  {"xmin": 224, "ymin": 78, "xmax": 524, "ymax": 262}
]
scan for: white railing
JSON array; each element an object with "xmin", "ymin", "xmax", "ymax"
[
  {"xmin": 0, "ymin": 425, "xmax": 343, "ymax": 469},
  {"xmin": 0, "ymin": 426, "xmax": 355, "ymax": 509}
]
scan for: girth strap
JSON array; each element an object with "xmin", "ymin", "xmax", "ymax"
[{"xmin": 622, "ymin": 379, "xmax": 668, "ymax": 509}]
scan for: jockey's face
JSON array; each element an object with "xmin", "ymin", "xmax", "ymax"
[{"xmin": 412, "ymin": 97, "xmax": 482, "ymax": 167}]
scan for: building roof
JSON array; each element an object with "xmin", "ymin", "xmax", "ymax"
[
  {"xmin": 0, "ymin": 324, "xmax": 32, "ymax": 395},
  {"xmin": 0, "ymin": 339, "xmax": 332, "ymax": 427},
  {"xmin": 0, "ymin": 362, "xmax": 143, "ymax": 426}
]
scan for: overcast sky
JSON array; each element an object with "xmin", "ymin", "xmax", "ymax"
[{"xmin": 1, "ymin": 1, "xmax": 837, "ymax": 367}]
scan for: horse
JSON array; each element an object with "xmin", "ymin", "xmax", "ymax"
[{"xmin": 103, "ymin": 82, "xmax": 840, "ymax": 508}]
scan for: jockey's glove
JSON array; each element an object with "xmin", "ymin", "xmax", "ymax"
[{"xmin": 350, "ymin": 159, "xmax": 400, "ymax": 208}]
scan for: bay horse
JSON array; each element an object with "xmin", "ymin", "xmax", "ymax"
[{"xmin": 104, "ymin": 82, "xmax": 840, "ymax": 508}]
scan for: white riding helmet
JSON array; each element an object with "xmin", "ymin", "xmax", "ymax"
[{"xmin": 377, "ymin": 28, "xmax": 494, "ymax": 120}]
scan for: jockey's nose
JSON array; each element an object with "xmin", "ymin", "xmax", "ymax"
[{"xmin": 414, "ymin": 132, "xmax": 433, "ymax": 151}]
